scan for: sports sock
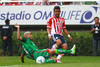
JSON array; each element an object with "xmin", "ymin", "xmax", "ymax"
[
  {"xmin": 57, "ymin": 54, "xmax": 62, "ymax": 59},
  {"xmin": 55, "ymin": 49, "xmax": 72, "ymax": 54},
  {"xmin": 52, "ymin": 44, "xmax": 58, "ymax": 49}
]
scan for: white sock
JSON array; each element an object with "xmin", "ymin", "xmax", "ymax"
[{"xmin": 57, "ymin": 55, "xmax": 62, "ymax": 60}]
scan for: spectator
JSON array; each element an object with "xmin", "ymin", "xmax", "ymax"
[
  {"xmin": 72, "ymin": 2, "xmax": 85, "ymax": 5},
  {"xmin": 96, "ymin": 1, "xmax": 100, "ymax": 5},
  {"xmin": 42, "ymin": 0, "xmax": 50, "ymax": 5},
  {"xmin": 90, "ymin": 17, "xmax": 100, "ymax": 56},
  {"xmin": 34, "ymin": 0, "xmax": 51, "ymax": 5},
  {"xmin": 34, "ymin": 0, "xmax": 42, "ymax": 5},
  {"xmin": 63, "ymin": 2, "xmax": 72, "ymax": 5},
  {"xmin": 1, "ymin": 19, "xmax": 13, "ymax": 56},
  {"xmin": 23, "ymin": 2, "xmax": 33, "ymax": 6},
  {"xmin": 50, "ymin": 2, "xmax": 63, "ymax": 5},
  {"xmin": 85, "ymin": 1, "xmax": 96, "ymax": 5}
]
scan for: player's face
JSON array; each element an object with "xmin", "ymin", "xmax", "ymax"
[
  {"xmin": 95, "ymin": 18, "xmax": 99, "ymax": 24},
  {"xmin": 27, "ymin": 33, "xmax": 32, "ymax": 39},
  {"xmin": 54, "ymin": 9, "xmax": 61, "ymax": 18},
  {"xmin": 29, "ymin": 33, "xmax": 32, "ymax": 39}
]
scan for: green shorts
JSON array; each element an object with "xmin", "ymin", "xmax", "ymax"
[
  {"xmin": 33, "ymin": 49, "xmax": 56, "ymax": 63},
  {"xmin": 22, "ymin": 49, "xmax": 56, "ymax": 63},
  {"xmin": 33, "ymin": 49, "xmax": 50, "ymax": 60}
]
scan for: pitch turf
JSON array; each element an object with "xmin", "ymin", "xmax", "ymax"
[{"xmin": 0, "ymin": 56, "xmax": 100, "ymax": 67}]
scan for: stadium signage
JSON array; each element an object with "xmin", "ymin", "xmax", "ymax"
[{"xmin": 0, "ymin": 6, "xmax": 100, "ymax": 25}]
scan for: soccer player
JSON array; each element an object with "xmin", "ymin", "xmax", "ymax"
[
  {"xmin": 47, "ymin": 6, "xmax": 73, "ymax": 63},
  {"xmin": 14, "ymin": 24, "xmax": 76, "ymax": 63}
]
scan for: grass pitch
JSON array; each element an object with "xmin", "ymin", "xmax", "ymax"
[{"xmin": 0, "ymin": 56, "xmax": 100, "ymax": 67}]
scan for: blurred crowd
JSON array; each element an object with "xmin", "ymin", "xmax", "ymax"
[{"xmin": 0, "ymin": 0, "xmax": 100, "ymax": 6}]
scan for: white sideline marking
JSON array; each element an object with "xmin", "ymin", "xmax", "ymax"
[{"xmin": 0, "ymin": 65, "xmax": 19, "ymax": 67}]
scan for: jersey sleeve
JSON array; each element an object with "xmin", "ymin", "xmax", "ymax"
[
  {"xmin": 21, "ymin": 37, "xmax": 26, "ymax": 42},
  {"xmin": 62, "ymin": 19, "xmax": 66, "ymax": 29},
  {"xmin": 47, "ymin": 18, "xmax": 52, "ymax": 29}
]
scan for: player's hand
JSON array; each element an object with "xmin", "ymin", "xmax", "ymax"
[
  {"xmin": 14, "ymin": 24, "xmax": 20, "ymax": 28},
  {"xmin": 3, "ymin": 36, "xmax": 7, "ymax": 40}
]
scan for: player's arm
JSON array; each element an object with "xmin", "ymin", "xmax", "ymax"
[
  {"xmin": 47, "ymin": 28, "xmax": 52, "ymax": 40},
  {"xmin": 47, "ymin": 18, "xmax": 52, "ymax": 41},
  {"xmin": 63, "ymin": 20, "xmax": 73, "ymax": 42},
  {"xmin": 47, "ymin": 28, "xmax": 51, "ymax": 35},
  {"xmin": 14, "ymin": 24, "xmax": 22, "ymax": 40},
  {"xmin": 63, "ymin": 28, "xmax": 73, "ymax": 42}
]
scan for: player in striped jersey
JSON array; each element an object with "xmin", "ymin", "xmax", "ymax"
[{"xmin": 47, "ymin": 6, "xmax": 73, "ymax": 63}]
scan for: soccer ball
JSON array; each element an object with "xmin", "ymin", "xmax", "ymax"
[{"xmin": 36, "ymin": 56, "xmax": 45, "ymax": 64}]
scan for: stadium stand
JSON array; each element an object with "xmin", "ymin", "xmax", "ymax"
[
  {"xmin": 0, "ymin": 0, "xmax": 97, "ymax": 6},
  {"xmin": 85, "ymin": 1, "xmax": 96, "ymax": 5}
]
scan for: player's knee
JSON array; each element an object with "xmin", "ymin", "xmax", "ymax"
[
  {"xmin": 56, "ymin": 39, "xmax": 62, "ymax": 47},
  {"xmin": 49, "ymin": 50, "xmax": 55, "ymax": 54}
]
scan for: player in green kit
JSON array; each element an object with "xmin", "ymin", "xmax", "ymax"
[{"xmin": 14, "ymin": 24, "xmax": 76, "ymax": 63}]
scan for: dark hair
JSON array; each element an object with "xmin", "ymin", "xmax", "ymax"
[
  {"xmin": 94, "ymin": 17, "xmax": 99, "ymax": 20},
  {"xmin": 5, "ymin": 19, "xmax": 10, "ymax": 23},
  {"xmin": 53, "ymin": 6, "xmax": 60, "ymax": 11}
]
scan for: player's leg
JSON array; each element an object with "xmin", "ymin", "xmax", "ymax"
[
  {"xmin": 33, "ymin": 49, "xmax": 51, "ymax": 60},
  {"xmin": 33, "ymin": 49, "xmax": 57, "ymax": 63},
  {"xmin": 56, "ymin": 54, "xmax": 64, "ymax": 63},
  {"xmin": 56, "ymin": 35, "xmax": 67, "ymax": 63},
  {"xmin": 60, "ymin": 35, "xmax": 68, "ymax": 50},
  {"xmin": 34, "ymin": 50, "xmax": 56, "ymax": 63},
  {"xmin": 50, "ymin": 37, "xmax": 62, "ymax": 63},
  {"xmin": 49, "ymin": 49, "xmax": 71, "ymax": 54},
  {"xmin": 52, "ymin": 39, "xmax": 62, "ymax": 49},
  {"xmin": 51, "ymin": 34, "xmax": 64, "ymax": 63},
  {"xmin": 61, "ymin": 43, "xmax": 68, "ymax": 50},
  {"xmin": 49, "ymin": 44, "xmax": 76, "ymax": 55},
  {"xmin": 52, "ymin": 34, "xmax": 62, "ymax": 49}
]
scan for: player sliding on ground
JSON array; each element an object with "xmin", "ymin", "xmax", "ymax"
[{"xmin": 14, "ymin": 24, "xmax": 76, "ymax": 63}]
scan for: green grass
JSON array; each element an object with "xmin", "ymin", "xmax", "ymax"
[{"xmin": 0, "ymin": 56, "xmax": 100, "ymax": 67}]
